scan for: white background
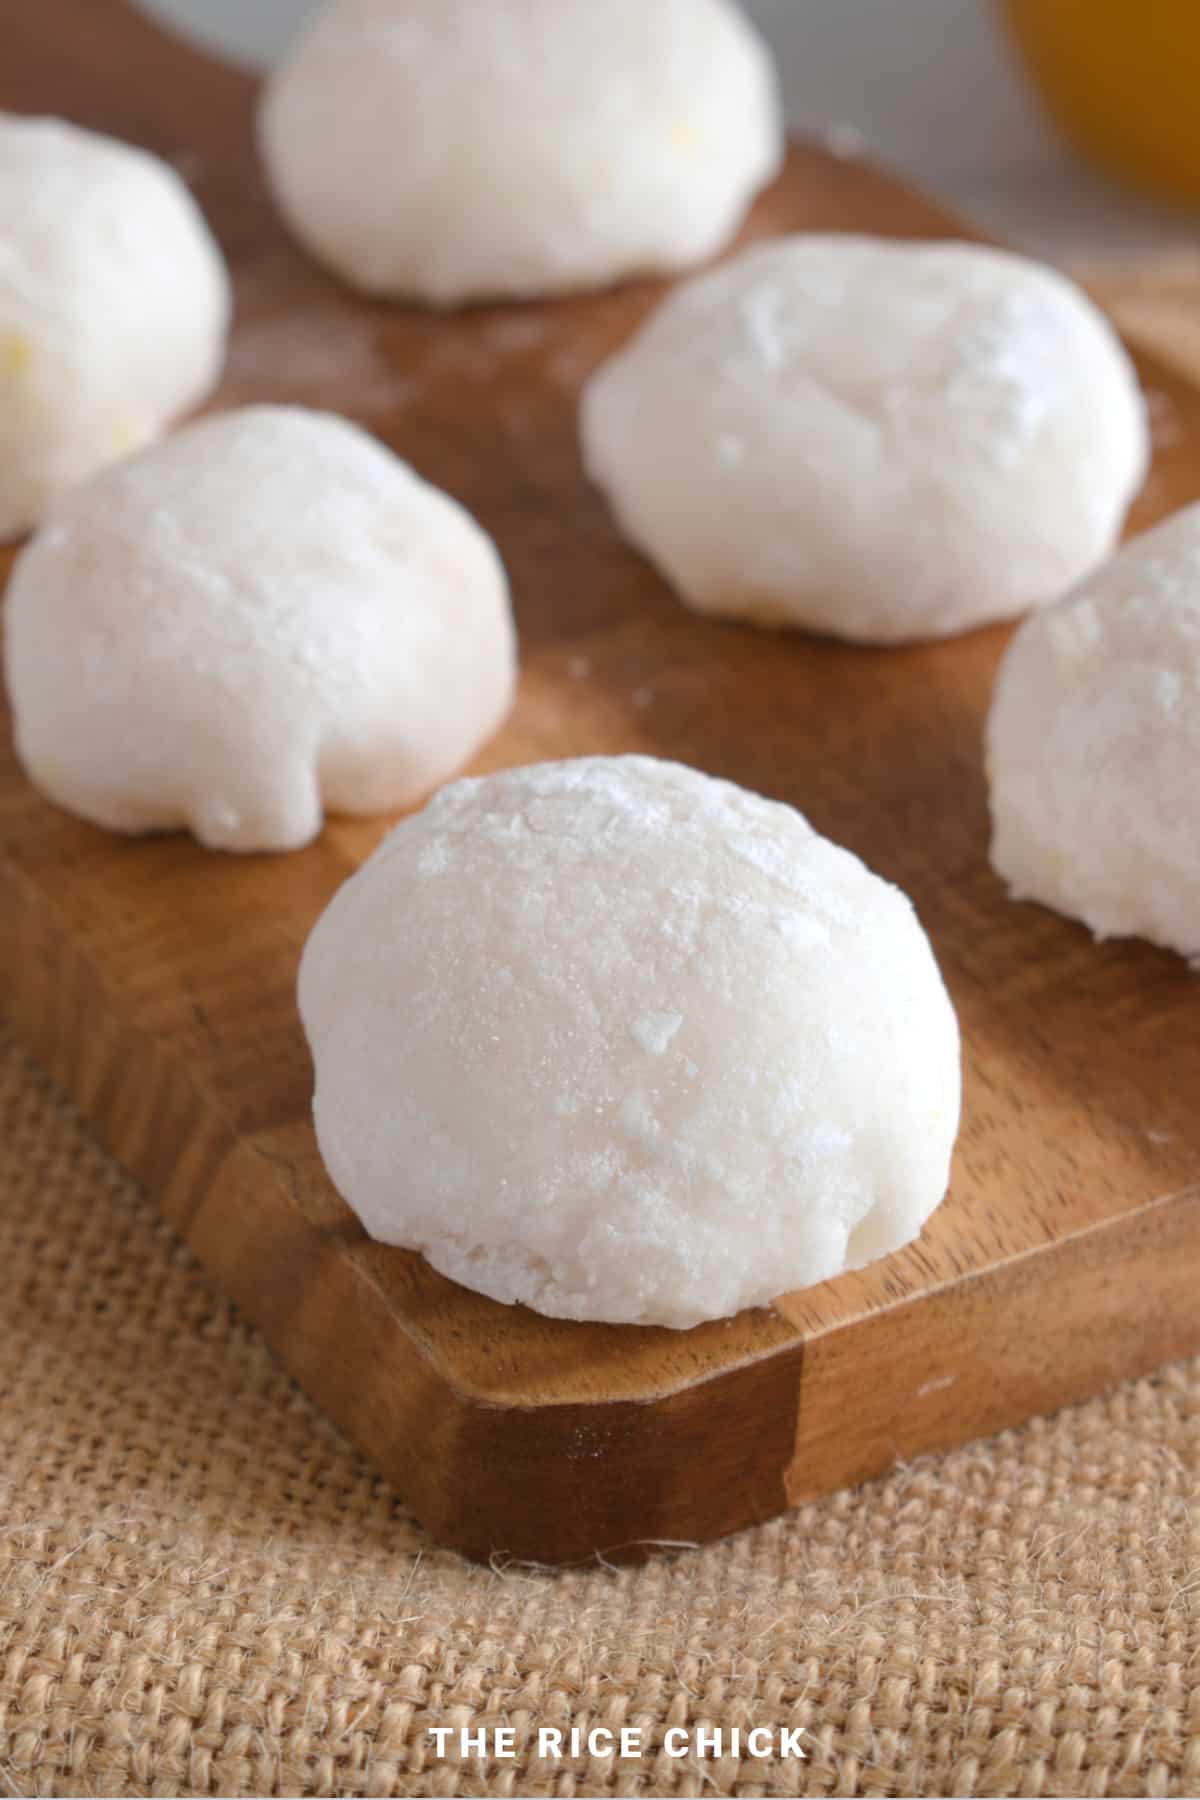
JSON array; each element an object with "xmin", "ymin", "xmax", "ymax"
[{"xmin": 132, "ymin": 0, "xmax": 1195, "ymax": 260}]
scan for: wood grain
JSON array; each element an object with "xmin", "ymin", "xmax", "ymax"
[{"xmin": 3, "ymin": 0, "xmax": 1199, "ymax": 1564}]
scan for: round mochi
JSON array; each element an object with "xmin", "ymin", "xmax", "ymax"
[
  {"xmin": 0, "ymin": 112, "xmax": 230, "ymax": 541},
  {"xmin": 988, "ymin": 503, "xmax": 1200, "ymax": 960},
  {"xmin": 258, "ymin": 0, "xmax": 783, "ymax": 305},
  {"xmin": 298, "ymin": 756, "xmax": 962, "ymax": 1328},
  {"xmin": 581, "ymin": 235, "xmax": 1149, "ymax": 644},
  {"xmin": 4, "ymin": 405, "xmax": 516, "ymax": 854}
]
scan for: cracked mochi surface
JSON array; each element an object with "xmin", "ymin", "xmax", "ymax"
[
  {"xmin": 988, "ymin": 503, "xmax": 1200, "ymax": 961},
  {"xmin": 298, "ymin": 756, "xmax": 962, "ymax": 1328},
  {"xmin": 0, "ymin": 112, "xmax": 230, "ymax": 540},
  {"xmin": 581, "ymin": 236, "xmax": 1148, "ymax": 644},
  {"xmin": 258, "ymin": 0, "xmax": 783, "ymax": 305},
  {"xmin": 4, "ymin": 405, "xmax": 516, "ymax": 853}
]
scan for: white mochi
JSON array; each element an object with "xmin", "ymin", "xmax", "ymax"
[
  {"xmin": 988, "ymin": 503, "xmax": 1200, "ymax": 961},
  {"xmin": 4, "ymin": 406, "xmax": 516, "ymax": 854},
  {"xmin": 258, "ymin": 0, "xmax": 783, "ymax": 305},
  {"xmin": 0, "ymin": 113, "xmax": 231, "ymax": 540},
  {"xmin": 298, "ymin": 756, "xmax": 962, "ymax": 1328},
  {"xmin": 581, "ymin": 236, "xmax": 1149, "ymax": 644}
]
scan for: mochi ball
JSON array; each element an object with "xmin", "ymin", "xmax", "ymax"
[
  {"xmin": 298, "ymin": 756, "xmax": 962, "ymax": 1328},
  {"xmin": 258, "ymin": 0, "xmax": 783, "ymax": 305},
  {"xmin": 581, "ymin": 236, "xmax": 1149, "ymax": 644},
  {"xmin": 0, "ymin": 113, "xmax": 231, "ymax": 541},
  {"xmin": 988, "ymin": 503, "xmax": 1200, "ymax": 960},
  {"xmin": 4, "ymin": 406, "xmax": 516, "ymax": 853}
]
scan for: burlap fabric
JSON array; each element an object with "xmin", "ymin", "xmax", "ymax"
[{"xmin": 3, "ymin": 275, "xmax": 1200, "ymax": 1800}]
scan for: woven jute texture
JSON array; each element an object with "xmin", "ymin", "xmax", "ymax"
[{"xmin": 4, "ymin": 282, "xmax": 1200, "ymax": 1800}]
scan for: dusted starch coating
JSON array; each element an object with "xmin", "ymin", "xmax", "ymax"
[
  {"xmin": 259, "ymin": 0, "xmax": 783, "ymax": 304},
  {"xmin": 988, "ymin": 502, "xmax": 1200, "ymax": 961},
  {"xmin": 0, "ymin": 113, "xmax": 230, "ymax": 540},
  {"xmin": 4, "ymin": 406, "xmax": 516, "ymax": 853},
  {"xmin": 298, "ymin": 756, "xmax": 962, "ymax": 1328},
  {"xmin": 581, "ymin": 236, "xmax": 1149, "ymax": 643}
]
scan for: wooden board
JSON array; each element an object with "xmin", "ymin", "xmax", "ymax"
[{"xmin": 3, "ymin": 0, "xmax": 1200, "ymax": 1566}]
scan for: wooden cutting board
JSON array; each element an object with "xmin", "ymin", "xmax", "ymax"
[{"xmin": 3, "ymin": 0, "xmax": 1199, "ymax": 1566}]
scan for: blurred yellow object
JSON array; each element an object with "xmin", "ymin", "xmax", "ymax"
[
  {"xmin": 0, "ymin": 332, "xmax": 33, "ymax": 376},
  {"xmin": 1001, "ymin": 0, "xmax": 1200, "ymax": 205}
]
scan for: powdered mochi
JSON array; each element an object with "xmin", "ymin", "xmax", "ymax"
[
  {"xmin": 4, "ymin": 406, "xmax": 516, "ymax": 853},
  {"xmin": 258, "ymin": 0, "xmax": 783, "ymax": 304},
  {"xmin": 988, "ymin": 503, "xmax": 1200, "ymax": 960},
  {"xmin": 581, "ymin": 236, "xmax": 1149, "ymax": 643},
  {"xmin": 0, "ymin": 112, "xmax": 230, "ymax": 540},
  {"xmin": 298, "ymin": 757, "xmax": 962, "ymax": 1328}
]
